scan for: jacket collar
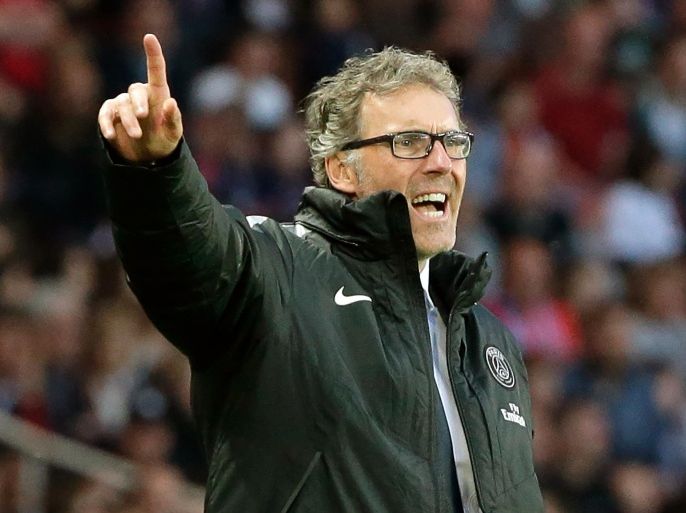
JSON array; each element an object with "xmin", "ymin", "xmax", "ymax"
[
  {"xmin": 294, "ymin": 186, "xmax": 409, "ymax": 258},
  {"xmin": 294, "ymin": 186, "xmax": 491, "ymax": 310},
  {"xmin": 430, "ymin": 252, "xmax": 491, "ymax": 313}
]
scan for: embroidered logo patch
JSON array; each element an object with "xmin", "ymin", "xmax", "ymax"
[{"xmin": 485, "ymin": 346, "xmax": 515, "ymax": 389}]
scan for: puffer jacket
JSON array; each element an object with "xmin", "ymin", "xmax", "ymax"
[{"xmin": 103, "ymin": 141, "xmax": 544, "ymax": 513}]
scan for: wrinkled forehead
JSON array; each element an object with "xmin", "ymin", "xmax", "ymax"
[{"xmin": 356, "ymin": 84, "xmax": 461, "ymax": 136}]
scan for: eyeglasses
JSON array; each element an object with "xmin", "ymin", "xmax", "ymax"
[{"xmin": 341, "ymin": 130, "xmax": 474, "ymax": 160}]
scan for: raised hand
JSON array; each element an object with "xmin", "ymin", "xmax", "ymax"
[{"xmin": 98, "ymin": 34, "xmax": 183, "ymax": 163}]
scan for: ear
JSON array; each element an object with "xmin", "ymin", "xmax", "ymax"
[{"xmin": 325, "ymin": 153, "xmax": 359, "ymax": 196}]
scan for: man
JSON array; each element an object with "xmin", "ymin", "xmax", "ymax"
[{"xmin": 98, "ymin": 34, "xmax": 544, "ymax": 513}]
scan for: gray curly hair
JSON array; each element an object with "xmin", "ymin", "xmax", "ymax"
[{"xmin": 303, "ymin": 47, "xmax": 463, "ymax": 188}]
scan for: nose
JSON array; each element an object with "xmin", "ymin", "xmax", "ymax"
[{"xmin": 424, "ymin": 139, "xmax": 453, "ymax": 174}]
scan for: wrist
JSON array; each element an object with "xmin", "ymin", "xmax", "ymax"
[{"xmin": 144, "ymin": 142, "xmax": 183, "ymax": 169}]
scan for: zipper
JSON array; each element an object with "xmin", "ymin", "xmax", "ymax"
[
  {"xmin": 446, "ymin": 308, "xmax": 485, "ymax": 512},
  {"xmin": 279, "ymin": 451, "xmax": 322, "ymax": 513},
  {"xmin": 397, "ymin": 247, "xmax": 442, "ymax": 513},
  {"xmin": 412, "ymin": 276, "xmax": 442, "ymax": 513}
]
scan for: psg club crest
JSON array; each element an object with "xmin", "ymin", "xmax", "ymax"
[{"xmin": 485, "ymin": 346, "xmax": 515, "ymax": 389}]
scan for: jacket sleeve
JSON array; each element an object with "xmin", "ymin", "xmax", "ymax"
[{"xmin": 101, "ymin": 140, "xmax": 292, "ymax": 366}]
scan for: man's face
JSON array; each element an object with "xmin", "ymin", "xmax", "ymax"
[{"xmin": 340, "ymin": 85, "xmax": 467, "ymax": 261}]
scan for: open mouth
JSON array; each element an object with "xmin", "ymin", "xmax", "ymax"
[{"xmin": 411, "ymin": 192, "xmax": 447, "ymax": 218}]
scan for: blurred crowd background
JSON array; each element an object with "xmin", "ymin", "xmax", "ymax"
[{"xmin": 0, "ymin": 0, "xmax": 685, "ymax": 512}]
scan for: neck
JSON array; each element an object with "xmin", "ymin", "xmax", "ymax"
[{"xmin": 418, "ymin": 259, "xmax": 428, "ymax": 273}]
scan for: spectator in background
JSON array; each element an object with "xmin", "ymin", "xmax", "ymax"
[
  {"xmin": 456, "ymin": 80, "xmax": 553, "ymax": 269},
  {"xmin": 564, "ymin": 259, "xmax": 626, "ymax": 319},
  {"xmin": 172, "ymin": 0, "xmax": 244, "ymax": 72},
  {"xmin": 190, "ymin": 29, "xmax": 292, "ymax": 133},
  {"xmin": 0, "ymin": 0, "xmax": 64, "ymax": 98},
  {"xmin": 0, "ymin": 304, "xmax": 50, "ymax": 428},
  {"xmin": 485, "ymin": 236, "xmax": 582, "ymax": 362},
  {"xmin": 11, "ymin": 35, "xmax": 106, "ymax": 245},
  {"xmin": 141, "ymin": 349, "xmax": 206, "ymax": 483},
  {"xmin": 302, "ymin": 0, "xmax": 376, "ymax": 94},
  {"xmin": 459, "ymin": 79, "xmax": 543, "ymax": 212},
  {"xmin": 261, "ymin": 118, "xmax": 313, "ymax": 220},
  {"xmin": 534, "ymin": 3, "xmax": 629, "ymax": 183},
  {"xmin": 652, "ymin": 366, "xmax": 686, "ymax": 500},
  {"xmin": 628, "ymin": 259, "xmax": 686, "ymax": 381},
  {"xmin": 97, "ymin": 0, "xmax": 192, "ymax": 107},
  {"xmin": 243, "ymin": 0, "xmax": 293, "ymax": 33},
  {"xmin": 605, "ymin": 0, "xmax": 661, "ymax": 79},
  {"xmin": 564, "ymin": 302, "xmax": 671, "ymax": 465},
  {"xmin": 597, "ymin": 139, "xmax": 685, "ymax": 264},
  {"xmin": 33, "ymin": 278, "xmax": 90, "ymax": 436},
  {"xmin": 437, "ymin": 0, "xmax": 550, "ymax": 120},
  {"xmin": 187, "ymin": 29, "xmax": 294, "ymax": 215},
  {"xmin": 485, "ymin": 133, "xmax": 575, "ymax": 264},
  {"xmin": 185, "ymin": 91, "xmax": 265, "ymax": 212},
  {"xmin": 635, "ymin": 33, "xmax": 686, "ymax": 167},
  {"xmin": 526, "ymin": 357, "xmax": 567, "ymax": 486},
  {"xmin": 545, "ymin": 399, "xmax": 617, "ymax": 513},
  {"xmin": 428, "ymin": 0, "xmax": 496, "ymax": 83},
  {"xmin": 609, "ymin": 462, "xmax": 667, "ymax": 513},
  {"xmin": 361, "ymin": 0, "xmax": 429, "ymax": 47},
  {"xmin": 75, "ymin": 299, "xmax": 161, "ymax": 448},
  {"xmin": 0, "ymin": 0, "xmax": 59, "ymax": 135}
]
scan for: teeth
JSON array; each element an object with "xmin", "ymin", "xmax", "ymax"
[
  {"xmin": 412, "ymin": 193, "xmax": 446, "ymax": 204},
  {"xmin": 424, "ymin": 211, "xmax": 443, "ymax": 218}
]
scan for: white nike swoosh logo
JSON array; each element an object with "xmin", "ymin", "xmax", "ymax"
[{"xmin": 334, "ymin": 286, "xmax": 372, "ymax": 306}]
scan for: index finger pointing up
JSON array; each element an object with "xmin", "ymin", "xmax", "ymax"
[{"xmin": 144, "ymin": 34, "xmax": 168, "ymax": 90}]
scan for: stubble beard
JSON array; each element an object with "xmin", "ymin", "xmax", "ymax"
[{"xmin": 353, "ymin": 163, "xmax": 458, "ymax": 260}]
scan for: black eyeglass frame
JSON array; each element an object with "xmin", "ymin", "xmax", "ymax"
[{"xmin": 340, "ymin": 130, "xmax": 475, "ymax": 160}]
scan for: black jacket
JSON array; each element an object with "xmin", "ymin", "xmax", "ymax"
[{"xmin": 103, "ymin": 141, "xmax": 544, "ymax": 513}]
